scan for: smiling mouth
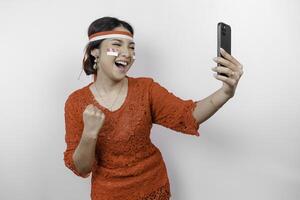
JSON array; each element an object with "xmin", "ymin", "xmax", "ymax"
[
  {"xmin": 114, "ymin": 61, "xmax": 128, "ymax": 72},
  {"xmin": 115, "ymin": 60, "xmax": 128, "ymax": 67}
]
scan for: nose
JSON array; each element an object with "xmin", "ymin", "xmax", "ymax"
[{"xmin": 118, "ymin": 46, "xmax": 129, "ymax": 56}]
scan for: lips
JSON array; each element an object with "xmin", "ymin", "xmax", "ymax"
[
  {"xmin": 114, "ymin": 59, "xmax": 131, "ymax": 72},
  {"xmin": 114, "ymin": 63, "xmax": 127, "ymax": 73},
  {"xmin": 115, "ymin": 60, "xmax": 129, "ymax": 66}
]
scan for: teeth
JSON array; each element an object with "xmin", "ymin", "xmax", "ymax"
[{"xmin": 115, "ymin": 61, "xmax": 128, "ymax": 66}]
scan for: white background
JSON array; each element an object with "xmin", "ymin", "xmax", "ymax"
[{"xmin": 0, "ymin": 0, "xmax": 299, "ymax": 199}]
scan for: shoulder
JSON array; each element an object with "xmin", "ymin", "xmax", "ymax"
[
  {"xmin": 129, "ymin": 76, "xmax": 156, "ymax": 88},
  {"xmin": 64, "ymin": 84, "xmax": 90, "ymax": 109},
  {"xmin": 129, "ymin": 76, "xmax": 169, "ymax": 96},
  {"xmin": 130, "ymin": 75, "xmax": 153, "ymax": 83}
]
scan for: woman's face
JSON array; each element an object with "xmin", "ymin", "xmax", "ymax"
[{"xmin": 94, "ymin": 26, "xmax": 135, "ymax": 81}]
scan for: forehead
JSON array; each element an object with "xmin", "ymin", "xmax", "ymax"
[{"xmin": 107, "ymin": 38, "xmax": 135, "ymax": 45}]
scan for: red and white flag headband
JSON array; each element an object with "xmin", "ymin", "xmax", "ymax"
[
  {"xmin": 83, "ymin": 30, "xmax": 135, "ymax": 60},
  {"xmin": 88, "ymin": 30, "xmax": 133, "ymax": 42}
]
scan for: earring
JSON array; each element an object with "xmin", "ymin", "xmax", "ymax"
[{"xmin": 93, "ymin": 56, "xmax": 99, "ymax": 70}]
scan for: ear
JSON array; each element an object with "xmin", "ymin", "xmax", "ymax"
[{"xmin": 91, "ymin": 49, "xmax": 100, "ymax": 57}]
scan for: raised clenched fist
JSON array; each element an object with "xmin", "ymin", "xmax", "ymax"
[{"xmin": 82, "ymin": 104, "xmax": 105, "ymax": 138}]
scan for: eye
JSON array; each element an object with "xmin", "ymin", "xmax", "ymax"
[
  {"xmin": 112, "ymin": 43, "xmax": 121, "ymax": 46},
  {"xmin": 130, "ymin": 47, "xmax": 135, "ymax": 50}
]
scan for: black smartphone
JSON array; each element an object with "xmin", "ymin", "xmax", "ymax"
[{"xmin": 217, "ymin": 22, "xmax": 231, "ymax": 77}]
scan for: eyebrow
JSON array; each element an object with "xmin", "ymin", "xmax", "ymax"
[{"xmin": 110, "ymin": 39, "xmax": 135, "ymax": 45}]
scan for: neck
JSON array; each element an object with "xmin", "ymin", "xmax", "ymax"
[{"xmin": 93, "ymin": 72, "xmax": 126, "ymax": 94}]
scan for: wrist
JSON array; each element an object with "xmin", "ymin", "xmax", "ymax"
[
  {"xmin": 220, "ymin": 88, "xmax": 234, "ymax": 99},
  {"xmin": 209, "ymin": 88, "xmax": 232, "ymax": 109},
  {"xmin": 82, "ymin": 129, "xmax": 98, "ymax": 140}
]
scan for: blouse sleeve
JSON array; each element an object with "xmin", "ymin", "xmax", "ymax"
[
  {"xmin": 63, "ymin": 95, "xmax": 91, "ymax": 178},
  {"xmin": 149, "ymin": 78, "xmax": 200, "ymax": 136}
]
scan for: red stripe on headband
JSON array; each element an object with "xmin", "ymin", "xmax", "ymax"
[{"xmin": 89, "ymin": 31, "xmax": 133, "ymax": 40}]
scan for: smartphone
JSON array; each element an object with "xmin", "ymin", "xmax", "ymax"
[{"xmin": 217, "ymin": 22, "xmax": 231, "ymax": 77}]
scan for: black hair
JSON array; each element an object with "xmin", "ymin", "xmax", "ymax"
[{"xmin": 83, "ymin": 16, "xmax": 134, "ymax": 75}]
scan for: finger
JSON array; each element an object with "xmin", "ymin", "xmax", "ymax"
[
  {"xmin": 212, "ymin": 66, "xmax": 235, "ymax": 77},
  {"xmin": 220, "ymin": 48, "xmax": 242, "ymax": 67},
  {"xmin": 86, "ymin": 104, "xmax": 94, "ymax": 109},
  {"xmin": 95, "ymin": 111, "xmax": 101, "ymax": 117},
  {"xmin": 93, "ymin": 105, "xmax": 100, "ymax": 112},
  {"xmin": 85, "ymin": 104, "xmax": 94, "ymax": 113},
  {"xmin": 213, "ymin": 73, "xmax": 236, "ymax": 86},
  {"xmin": 213, "ymin": 57, "xmax": 236, "ymax": 70},
  {"xmin": 232, "ymin": 71, "xmax": 239, "ymax": 79},
  {"xmin": 96, "ymin": 109, "xmax": 104, "ymax": 116},
  {"xmin": 235, "ymin": 69, "xmax": 244, "ymax": 78},
  {"xmin": 90, "ymin": 105, "xmax": 99, "ymax": 114},
  {"xmin": 240, "ymin": 69, "xmax": 244, "ymax": 76}
]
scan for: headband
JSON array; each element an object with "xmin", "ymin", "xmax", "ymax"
[{"xmin": 88, "ymin": 30, "xmax": 134, "ymax": 42}]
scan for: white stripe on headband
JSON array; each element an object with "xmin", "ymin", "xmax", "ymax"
[{"xmin": 89, "ymin": 34, "xmax": 133, "ymax": 42}]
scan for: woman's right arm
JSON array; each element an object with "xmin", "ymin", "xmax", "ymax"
[
  {"xmin": 72, "ymin": 104, "xmax": 106, "ymax": 175},
  {"xmin": 64, "ymin": 96, "xmax": 105, "ymax": 178},
  {"xmin": 72, "ymin": 130, "xmax": 98, "ymax": 176}
]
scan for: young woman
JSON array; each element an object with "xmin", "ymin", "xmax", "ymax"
[{"xmin": 63, "ymin": 16, "xmax": 243, "ymax": 200}]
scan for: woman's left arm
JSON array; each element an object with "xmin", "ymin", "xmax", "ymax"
[{"xmin": 192, "ymin": 48, "xmax": 244, "ymax": 125}]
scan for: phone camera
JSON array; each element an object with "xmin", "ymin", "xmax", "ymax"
[{"xmin": 222, "ymin": 26, "xmax": 226, "ymax": 35}]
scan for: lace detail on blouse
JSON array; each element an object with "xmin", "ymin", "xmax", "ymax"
[
  {"xmin": 149, "ymin": 78, "xmax": 200, "ymax": 136},
  {"xmin": 63, "ymin": 76, "xmax": 199, "ymax": 199},
  {"xmin": 139, "ymin": 182, "xmax": 171, "ymax": 200}
]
